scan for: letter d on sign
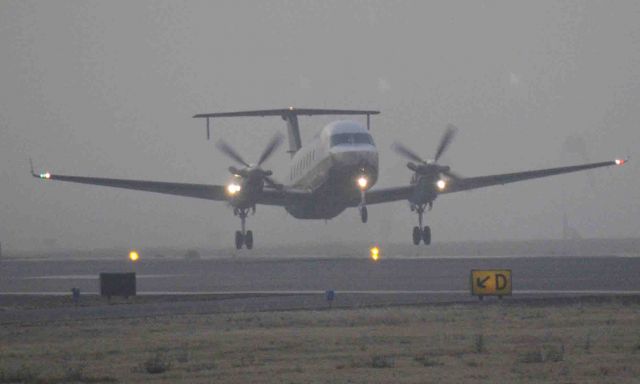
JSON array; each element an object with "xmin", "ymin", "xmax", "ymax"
[{"xmin": 496, "ymin": 274, "xmax": 507, "ymax": 290}]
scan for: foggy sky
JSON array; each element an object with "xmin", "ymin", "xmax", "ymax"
[{"xmin": 1, "ymin": 0, "xmax": 638, "ymax": 253}]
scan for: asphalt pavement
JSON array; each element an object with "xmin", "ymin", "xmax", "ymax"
[{"xmin": 1, "ymin": 255, "xmax": 639, "ymax": 323}]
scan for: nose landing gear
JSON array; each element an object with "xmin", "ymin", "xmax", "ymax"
[
  {"xmin": 411, "ymin": 204, "xmax": 431, "ymax": 245},
  {"xmin": 360, "ymin": 205, "xmax": 368, "ymax": 223},
  {"xmin": 359, "ymin": 187, "xmax": 368, "ymax": 223},
  {"xmin": 233, "ymin": 208, "xmax": 254, "ymax": 250}
]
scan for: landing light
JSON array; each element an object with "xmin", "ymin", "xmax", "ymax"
[
  {"xmin": 370, "ymin": 246, "xmax": 380, "ymax": 261},
  {"xmin": 129, "ymin": 250, "xmax": 139, "ymax": 262},
  {"xmin": 436, "ymin": 179, "xmax": 446, "ymax": 190},
  {"xmin": 227, "ymin": 183, "xmax": 242, "ymax": 195},
  {"xmin": 615, "ymin": 159, "xmax": 626, "ymax": 166},
  {"xmin": 357, "ymin": 176, "xmax": 368, "ymax": 189}
]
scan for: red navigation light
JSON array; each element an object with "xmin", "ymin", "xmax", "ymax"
[{"xmin": 615, "ymin": 159, "xmax": 626, "ymax": 166}]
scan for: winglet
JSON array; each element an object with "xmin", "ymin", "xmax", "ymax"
[{"xmin": 30, "ymin": 158, "xmax": 51, "ymax": 179}]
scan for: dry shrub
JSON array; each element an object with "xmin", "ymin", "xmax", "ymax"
[
  {"xmin": 414, "ymin": 355, "xmax": 443, "ymax": 367},
  {"xmin": 143, "ymin": 353, "xmax": 172, "ymax": 374},
  {"xmin": 519, "ymin": 349, "xmax": 544, "ymax": 364},
  {"xmin": 371, "ymin": 355, "xmax": 395, "ymax": 368},
  {"xmin": 474, "ymin": 334, "xmax": 485, "ymax": 354},
  {"xmin": 519, "ymin": 344, "xmax": 564, "ymax": 364},
  {"xmin": 544, "ymin": 344, "xmax": 564, "ymax": 362}
]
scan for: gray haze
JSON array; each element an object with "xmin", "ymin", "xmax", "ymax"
[{"xmin": 1, "ymin": 1, "xmax": 638, "ymax": 253}]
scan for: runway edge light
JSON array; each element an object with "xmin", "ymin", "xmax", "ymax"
[
  {"xmin": 129, "ymin": 250, "xmax": 140, "ymax": 262},
  {"xmin": 370, "ymin": 245, "xmax": 380, "ymax": 261}
]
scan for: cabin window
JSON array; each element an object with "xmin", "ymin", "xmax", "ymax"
[{"xmin": 330, "ymin": 133, "xmax": 374, "ymax": 147}]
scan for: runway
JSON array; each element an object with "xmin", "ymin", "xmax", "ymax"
[{"xmin": 1, "ymin": 255, "xmax": 639, "ymax": 323}]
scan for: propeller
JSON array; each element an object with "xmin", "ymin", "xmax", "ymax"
[
  {"xmin": 216, "ymin": 132, "xmax": 284, "ymax": 189},
  {"xmin": 434, "ymin": 124, "xmax": 457, "ymax": 163},
  {"xmin": 257, "ymin": 133, "xmax": 284, "ymax": 167},
  {"xmin": 216, "ymin": 140, "xmax": 250, "ymax": 168},
  {"xmin": 392, "ymin": 125, "xmax": 461, "ymax": 180}
]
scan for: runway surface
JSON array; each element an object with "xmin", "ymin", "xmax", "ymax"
[{"xmin": 1, "ymin": 255, "xmax": 639, "ymax": 322}]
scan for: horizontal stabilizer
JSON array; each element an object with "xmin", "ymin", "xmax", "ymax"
[
  {"xmin": 193, "ymin": 108, "xmax": 379, "ymax": 119},
  {"xmin": 193, "ymin": 107, "xmax": 380, "ymax": 148}
]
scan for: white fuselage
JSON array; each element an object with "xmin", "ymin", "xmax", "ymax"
[{"xmin": 282, "ymin": 121, "xmax": 379, "ymax": 219}]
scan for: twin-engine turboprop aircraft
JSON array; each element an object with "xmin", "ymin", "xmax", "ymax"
[{"xmin": 32, "ymin": 108, "xmax": 627, "ymax": 249}]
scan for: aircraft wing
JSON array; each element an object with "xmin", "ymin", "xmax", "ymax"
[
  {"xmin": 363, "ymin": 159, "xmax": 626, "ymax": 205},
  {"xmin": 32, "ymin": 172, "xmax": 228, "ymax": 201},
  {"xmin": 32, "ymin": 170, "xmax": 313, "ymax": 206},
  {"xmin": 443, "ymin": 159, "xmax": 625, "ymax": 193}
]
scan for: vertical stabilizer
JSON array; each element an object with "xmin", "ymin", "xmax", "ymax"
[{"xmin": 283, "ymin": 114, "xmax": 302, "ymax": 156}]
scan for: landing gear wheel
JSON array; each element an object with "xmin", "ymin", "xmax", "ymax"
[
  {"xmin": 412, "ymin": 226, "xmax": 421, "ymax": 245},
  {"xmin": 245, "ymin": 230, "xmax": 253, "ymax": 250},
  {"xmin": 360, "ymin": 206, "xmax": 368, "ymax": 223},
  {"xmin": 235, "ymin": 230, "xmax": 244, "ymax": 250},
  {"xmin": 422, "ymin": 226, "xmax": 431, "ymax": 245}
]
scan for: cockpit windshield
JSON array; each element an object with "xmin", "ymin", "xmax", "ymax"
[{"xmin": 330, "ymin": 133, "xmax": 374, "ymax": 147}]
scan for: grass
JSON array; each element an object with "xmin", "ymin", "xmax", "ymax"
[
  {"xmin": 0, "ymin": 363, "xmax": 117, "ymax": 383},
  {"xmin": 1, "ymin": 300, "xmax": 639, "ymax": 383},
  {"xmin": 0, "ymin": 365, "xmax": 37, "ymax": 383}
]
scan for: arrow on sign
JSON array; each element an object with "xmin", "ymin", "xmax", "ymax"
[{"xmin": 476, "ymin": 276, "xmax": 490, "ymax": 288}]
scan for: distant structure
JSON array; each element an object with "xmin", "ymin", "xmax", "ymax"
[
  {"xmin": 562, "ymin": 213, "xmax": 582, "ymax": 241},
  {"xmin": 184, "ymin": 249, "xmax": 201, "ymax": 260}
]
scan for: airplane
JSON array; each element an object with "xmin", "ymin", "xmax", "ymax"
[{"xmin": 32, "ymin": 107, "xmax": 628, "ymax": 249}]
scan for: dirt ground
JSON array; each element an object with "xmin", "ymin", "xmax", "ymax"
[{"xmin": 1, "ymin": 297, "xmax": 639, "ymax": 383}]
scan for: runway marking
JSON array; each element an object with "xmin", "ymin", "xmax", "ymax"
[
  {"xmin": 516, "ymin": 290, "xmax": 640, "ymax": 295},
  {"xmin": 18, "ymin": 275, "xmax": 98, "ymax": 280},
  {"xmin": 2, "ymin": 290, "xmax": 640, "ymax": 296},
  {"xmin": 17, "ymin": 274, "xmax": 185, "ymax": 280},
  {"xmin": 390, "ymin": 254, "xmax": 640, "ymax": 260},
  {"xmin": 136, "ymin": 290, "xmax": 470, "ymax": 295}
]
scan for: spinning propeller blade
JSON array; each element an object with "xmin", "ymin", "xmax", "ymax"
[
  {"xmin": 434, "ymin": 124, "xmax": 457, "ymax": 162},
  {"xmin": 392, "ymin": 124, "xmax": 461, "ymax": 179},
  {"xmin": 391, "ymin": 142, "xmax": 427, "ymax": 164},
  {"xmin": 257, "ymin": 132, "xmax": 284, "ymax": 166},
  {"xmin": 216, "ymin": 140, "xmax": 250, "ymax": 167}
]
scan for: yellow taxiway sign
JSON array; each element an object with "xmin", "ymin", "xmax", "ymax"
[{"xmin": 470, "ymin": 269, "xmax": 512, "ymax": 298}]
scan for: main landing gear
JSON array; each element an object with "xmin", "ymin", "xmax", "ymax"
[
  {"xmin": 233, "ymin": 207, "xmax": 254, "ymax": 250},
  {"xmin": 411, "ymin": 204, "xmax": 431, "ymax": 245}
]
